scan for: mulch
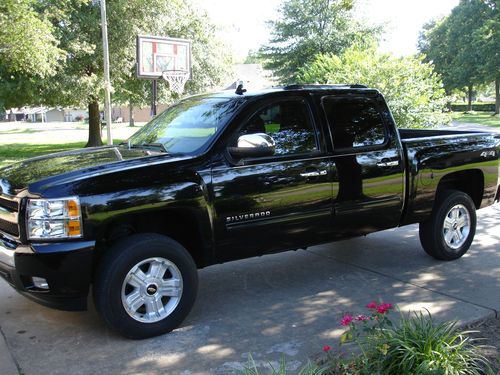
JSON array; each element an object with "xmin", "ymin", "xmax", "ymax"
[{"xmin": 467, "ymin": 316, "xmax": 500, "ymax": 373}]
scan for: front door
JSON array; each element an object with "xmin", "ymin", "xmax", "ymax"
[{"xmin": 211, "ymin": 97, "xmax": 333, "ymax": 262}]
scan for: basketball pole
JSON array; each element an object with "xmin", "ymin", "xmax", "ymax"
[
  {"xmin": 100, "ymin": 0, "xmax": 113, "ymax": 145},
  {"xmin": 151, "ymin": 80, "xmax": 157, "ymax": 117}
]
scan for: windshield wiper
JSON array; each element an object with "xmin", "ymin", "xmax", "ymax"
[
  {"xmin": 124, "ymin": 142, "xmax": 169, "ymax": 153},
  {"xmin": 141, "ymin": 143, "xmax": 168, "ymax": 152}
]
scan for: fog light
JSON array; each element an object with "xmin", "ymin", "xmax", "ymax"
[{"xmin": 32, "ymin": 277, "xmax": 49, "ymax": 290}]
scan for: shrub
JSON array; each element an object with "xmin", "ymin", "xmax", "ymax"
[
  {"xmin": 450, "ymin": 103, "xmax": 496, "ymax": 112},
  {"xmin": 337, "ymin": 302, "xmax": 493, "ymax": 375}
]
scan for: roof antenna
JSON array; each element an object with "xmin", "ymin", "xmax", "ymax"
[{"xmin": 235, "ymin": 80, "xmax": 246, "ymax": 95}]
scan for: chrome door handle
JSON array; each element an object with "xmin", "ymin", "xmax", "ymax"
[
  {"xmin": 300, "ymin": 170, "xmax": 327, "ymax": 178},
  {"xmin": 376, "ymin": 160, "xmax": 399, "ymax": 167}
]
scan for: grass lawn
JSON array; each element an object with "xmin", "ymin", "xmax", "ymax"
[{"xmin": 452, "ymin": 111, "xmax": 500, "ymax": 128}]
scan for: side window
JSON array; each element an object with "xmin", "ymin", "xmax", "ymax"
[
  {"xmin": 322, "ymin": 97, "xmax": 386, "ymax": 150},
  {"xmin": 239, "ymin": 100, "xmax": 317, "ymax": 156}
]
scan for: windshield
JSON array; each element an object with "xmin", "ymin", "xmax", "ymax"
[{"xmin": 127, "ymin": 96, "xmax": 243, "ymax": 154}]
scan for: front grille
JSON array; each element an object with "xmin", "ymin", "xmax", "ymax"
[
  {"xmin": 0, "ymin": 195, "xmax": 20, "ymax": 237},
  {"xmin": 0, "ymin": 197, "xmax": 18, "ymax": 212},
  {"xmin": 0, "ymin": 220, "xmax": 19, "ymax": 236}
]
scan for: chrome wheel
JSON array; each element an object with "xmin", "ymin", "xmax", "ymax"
[
  {"xmin": 121, "ymin": 257, "xmax": 183, "ymax": 323},
  {"xmin": 443, "ymin": 204, "xmax": 470, "ymax": 250}
]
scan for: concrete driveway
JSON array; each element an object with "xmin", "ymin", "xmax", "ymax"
[{"xmin": 0, "ymin": 205, "xmax": 499, "ymax": 375}]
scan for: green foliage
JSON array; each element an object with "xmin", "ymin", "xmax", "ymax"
[
  {"xmin": 0, "ymin": 0, "xmax": 233, "ymax": 146},
  {"xmin": 0, "ymin": 0, "xmax": 62, "ymax": 78},
  {"xmin": 260, "ymin": 0, "xmax": 379, "ymax": 84},
  {"xmin": 240, "ymin": 355, "xmax": 326, "ymax": 375},
  {"xmin": 450, "ymin": 103, "xmax": 496, "ymax": 112},
  {"xmin": 298, "ymin": 44, "xmax": 450, "ymax": 128},
  {"xmin": 368, "ymin": 311, "xmax": 492, "ymax": 375},
  {"xmin": 418, "ymin": 0, "xmax": 499, "ymax": 111}
]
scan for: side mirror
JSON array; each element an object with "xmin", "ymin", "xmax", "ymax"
[{"xmin": 228, "ymin": 133, "xmax": 276, "ymax": 158}]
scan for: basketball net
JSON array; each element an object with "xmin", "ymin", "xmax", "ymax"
[{"xmin": 161, "ymin": 70, "xmax": 189, "ymax": 95}]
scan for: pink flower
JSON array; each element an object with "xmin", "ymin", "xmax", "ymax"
[
  {"xmin": 340, "ymin": 314, "xmax": 354, "ymax": 326},
  {"xmin": 366, "ymin": 301, "xmax": 378, "ymax": 309},
  {"xmin": 355, "ymin": 315, "xmax": 369, "ymax": 322},
  {"xmin": 376, "ymin": 303, "xmax": 393, "ymax": 314},
  {"xmin": 323, "ymin": 345, "xmax": 332, "ymax": 352}
]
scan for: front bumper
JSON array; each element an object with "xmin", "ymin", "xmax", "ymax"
[{"xmin": 0, "ymin": 235, "xmax": 95, "ymax": 311}]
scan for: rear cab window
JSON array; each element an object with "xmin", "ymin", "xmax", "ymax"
[{"xmin": 321, "ymin": 96, "xmax": 388, "ymax": 152}]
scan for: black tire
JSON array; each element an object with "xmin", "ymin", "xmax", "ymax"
[
  {"xmin": 93, "ymin": 233, "xmax": 198, "ymax": 339},
  {"xmin": 419, "ymin": 190, "xmax": 476, "ymax": 260}
]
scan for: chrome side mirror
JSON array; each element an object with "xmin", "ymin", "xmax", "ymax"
[{"xmin": 228, "ymin": 133, "xmax": 276, "ymax": 158}]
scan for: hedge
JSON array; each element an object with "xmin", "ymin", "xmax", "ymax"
[{"xmin": 450, "ymin": 102, "xmax": 496, "ymax": 112}]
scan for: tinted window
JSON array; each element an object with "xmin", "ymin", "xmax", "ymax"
[
  {"xmin": 128, "ymin": 96, "xmax": 243, "ymax": 154},
  {"xmin": 239, "ymin": 100, "xmax": 317, "ymax": 155},
  {"xmin": 322, "ymin": 97, "xmax": 386, "ymax": 150}
]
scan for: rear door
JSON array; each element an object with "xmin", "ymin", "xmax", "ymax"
[
  {"xmin": 321, "ymin": 95, "xmax": 405, "ymax": 235},
  {"xmin": 211, "ymin": 95, "xmax": 334, "ymax": 262}
]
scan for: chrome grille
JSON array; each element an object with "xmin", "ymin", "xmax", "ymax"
[
  {"xmin": 0, "ymin": 195, "xmax": 20, "ymax": 237},
  {"xmin": 0, "ymin": 197, "xmax": 18, "ymax": 212}
]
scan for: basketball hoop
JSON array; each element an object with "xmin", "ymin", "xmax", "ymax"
[{"xmin": 161, "ymin": 70, "xmax": 189, "ymax": 95}]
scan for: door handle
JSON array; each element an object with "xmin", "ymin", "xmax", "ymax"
[
  {"xmin": 376, "ymin": 160, "xmax": 399, "ymax": 167},
  {"xmin": 300, "ymin": 170, "xmax": 327, "ymax": 178}
]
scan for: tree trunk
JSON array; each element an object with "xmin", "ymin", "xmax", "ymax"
[
  {"xmin": 495, "ymin": 77, "xmax": 499, "ymax": 116},
  {"xmin": 467, "ymin": 85, "xmax": 473, "ymax": 112},
  {"xmin": 86, "ymin": 98, "xmax": 103, "ymax": 147},
  {"xmin": 129, "ymin": 102, "xmax": 135, "ymax": 127}
]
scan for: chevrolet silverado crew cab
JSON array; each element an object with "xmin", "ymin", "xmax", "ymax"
[{"xmin": 0, "ymin": 85, "xmax": 499, "ymax": 339}]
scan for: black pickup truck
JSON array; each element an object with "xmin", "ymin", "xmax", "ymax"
[{"xmin": 1, "ymin": 85, "xmax": 499, "ymax": 338}]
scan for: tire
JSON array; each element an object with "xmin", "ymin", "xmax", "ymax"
[
  {"xmin": 93, "ymin": 233, "xmax": 198, "ymax": 339},
  {"xmin": 419, "ymin": 190, "xmax": 476, "ymax": 261}
]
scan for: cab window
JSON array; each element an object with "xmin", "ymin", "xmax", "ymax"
[
  {"xmin": 322, "ymin": 97, "xmax": 387, "ymax": 150},
  {"xmin": 239, "ymin": 100, "xmax": 318, "ymax": 156}
]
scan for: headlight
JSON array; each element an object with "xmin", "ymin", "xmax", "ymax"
[{"xmin": 26, "ymin": 197, "xmax": 83, "ymax": 240}]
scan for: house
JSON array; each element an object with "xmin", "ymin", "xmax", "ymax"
[{"xmin": 2, "ymin": 107, "xmax": 88, "ymax": 122}]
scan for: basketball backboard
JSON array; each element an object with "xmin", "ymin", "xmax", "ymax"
[{"xmin": 136, "ymin": 35, "xmax": 191, "ymax": 79}]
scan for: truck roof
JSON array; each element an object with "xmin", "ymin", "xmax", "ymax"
[{"xmin": 204, "ymin": 84, "xmax": 380, "ymax": 99}]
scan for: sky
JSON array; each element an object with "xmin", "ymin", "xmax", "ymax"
[{"xmin": 201, "ymin": 0, "xmax": 459, "ymax": 61}]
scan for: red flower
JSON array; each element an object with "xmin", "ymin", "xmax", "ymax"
[
  {"xmin": 376, "ymin": 303, "xmax": 393, "ymax": 314},
  {"xmin": 366, "ymin": 301, "xmax": 378, "ymax": 309},
  {"xmin": 355, "ymin": 314, "xmax": 369, "ymax": 322},
  {"xmin": 323, "ymin": 345, "xmax": 332, "ymax": 352},
  {"xmin": 340, "ymin": 314, "xmax": 354, "ymax": 326}
]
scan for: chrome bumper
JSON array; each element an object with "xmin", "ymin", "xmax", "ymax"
[{"xmin": 0, "ymin": 239, "xmax": 15, "ymax": 267}]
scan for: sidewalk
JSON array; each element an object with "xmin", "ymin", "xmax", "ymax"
[{"xmin": 0, "ymin": 205, "xmax": 498, "ymax": 375}]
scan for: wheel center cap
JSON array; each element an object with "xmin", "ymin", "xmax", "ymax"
[
  {"xmin": 453, "ymin": 222, "xmax": 458, "ymax": 229},
  {"xmin": 146, "ymin": 284, "xmax": 158, "ymax": 296}
]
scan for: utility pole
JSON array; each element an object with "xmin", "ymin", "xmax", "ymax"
[{"xmin": 100, "ymin": 0, "xmax": 113, "ymax": 145}]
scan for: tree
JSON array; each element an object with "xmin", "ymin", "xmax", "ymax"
[
  {"xmin": 0, "ymin": 0, "xmax": 63, "ymax": 111},
  {"xmin": 418, "ymin": 0, "xmax": 498, "ymax": 113},
  {"xmin": 0, "ymin": 0, "xmax": 62, "ymax": 78},
  {"xmin": 0, "ymin": 0, "xmax": 232, "ymax": 146},
  {"xmin": 475, "ymin": 1, "xmax": 500, "ymax": 114},
  {"xmin": 260, "ymin": 0, "xmax": 379, "ymax": 84},
  {"xmin": 298, "ymin": 44, "xmax": 449, "ymax": 128}
]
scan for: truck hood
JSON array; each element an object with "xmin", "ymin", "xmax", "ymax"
[{"xmin": 0, "ymin": 146, "xmax": 174, "ymax": 195}]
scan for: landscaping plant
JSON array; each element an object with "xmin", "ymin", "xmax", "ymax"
[{"xmin": 240, "ymin": 301, "xmax": 494, "ymax": 375}]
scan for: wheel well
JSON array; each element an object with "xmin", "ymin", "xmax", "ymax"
[
  {"xmin": 99, "ymin": 209, "xmax": 210, "ymax": 268},
  {"xmin": 436, "ymin": 169, "xmax": 484, "ymax": 209}
]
